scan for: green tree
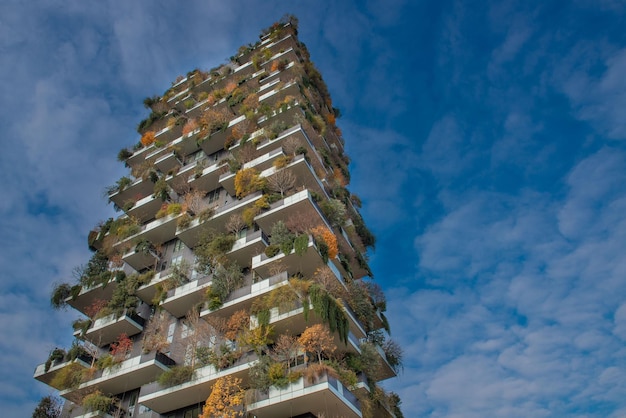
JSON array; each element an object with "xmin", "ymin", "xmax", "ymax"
[{"xmin": 32, "ymin": 396, "xmax": 61, "ymax": 418}]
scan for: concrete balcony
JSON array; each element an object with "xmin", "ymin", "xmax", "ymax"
[
  {"xmin": 117, "ymin": 212, "xmax": 180, "ymax": 252},
  {"xmin": 66, "ymin": 279, "xmax": 119, "ymax": 316},
  {"xmin": 153, "ymin": 150, "xmax": 182, "ymax": 174},
  {"xmin": 136, "ymin": 268, "xmax": 175, "ymax": 305},
  {"xmin": 258, "ymin": 153, "xmax": 326, "ymax": 197},
  {"xmin": 187, "ymin": 159, "xmax": 227, "ymax": 193},
  {"xmin": 224, "ymin": 229, "xmax": 269, "ymax": 268},
  {"xmin": 199, "ymin": 114, "xmax": 246, "ymax": 157},
  {"xmin": 60, "ymin": 352, "xmax": 175, "ymax": 403},
  {"xmin": 138, "ymin": 351, "xmax": 258, "ymax": 414},
  {"xmin": 153, "ymin": 122, "xmax": 182, "ymax": 146},
  {"xmin": 33, "ymin": 355, "xmax": 92, "ymax": 388},
  {"xmin": 219, "ymin": 147, "xmax": 286, "ymax": 196},
  {"xmin": 251, "ymin": 235, "xmax": 328, "ymax": 279},
  {"xmin": 160, "ymin": 275, "xmax": 212, "ymax": 318},
  {"xmin": 125, "ymin": 194, "xmax": 164, "ymax": 224},
  {"xmin": 126, "ymin": 145, "xmax": 156, "ymax": 170},
  {"xmin": 121, "ymin": 244, "xmax": 160, "ymax": 272},
  {"xmin": 246, "ymin": 373, "xmax": 362, "ymax": 418},
  {"xmin": 200, "ymin": 271, "xmax": 288, "ymax": 321},
  {"xmin": 258, "ymin": 79, "xmax": 300, "ymax": 109},
  {"xmin": 82, "ymin": 312, "xmax": 145, "ymax": 346},
  {"xmin": 251, "ymin": 303, "xmax": 362, "ymax": 355},
  {"xmin": 255, "ymin": 124, "xmax": 325, "ymax": 175},
  {"xmin": 254, "ymin": 189, "xmax": 332, "ymax": 236},
  {"xmin": 176, "ymin": 192, "xmax": 263, "ymax": 248},
  {"xmin": 108, "ymin": 177, "xmax": 154, "ymax": 209}
]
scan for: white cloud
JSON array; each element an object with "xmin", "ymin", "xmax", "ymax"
[{"xmin": 386, "ymin": 147, "xmax": 626, "ymax": 416}]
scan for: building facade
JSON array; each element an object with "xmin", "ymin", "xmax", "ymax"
[{"xmin": 35, "ymin": 16, "xmax": 403, "ymax": 418}]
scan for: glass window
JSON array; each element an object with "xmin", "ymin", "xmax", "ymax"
[{"xmin": 173, "ymin": 239, "xmax": 185, "ymax": 253}]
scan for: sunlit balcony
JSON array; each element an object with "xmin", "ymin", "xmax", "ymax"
[
  {"xmin": 60, "ymin": 351, "xmax": 175, "ymax": 402},
  {"xmin": 224, "ymin": 229, "xmax": 269, "ymax": 268},
  {"xmin": 200, "ymin": 271, "xmax": 287, "ymax": 321},
  {"xmin": 246, "ymin": 372, "xmax": 362, "ymax": 418},
  {"xmin": 255, "ymin": 124, "xmax": 326, "ymax": 175},
  {"xmin": 199, "ymin": 115, "xmax": 246, "ymax": 157},
  {"xmin": 117, "ymin": 212, "xmax": 180, "ymax": 253},
  {"xmin": 153, "ymin": 122, "xmax": 182, "ymax": 146},
  {"xmin": 258, "ymin": 79, "xmax": 300, "ymax": 109},
  {"xmin": 219, "ymin": 147, "xmax": 286, "ymax": 196},
  {"xmin": 137, "ymin": 351, "xmax": 257, "ymax": 414},
  {"xmin": 254, "ymin": 189, "xmax": 331, "ymax": 234},
  {"xmin": 82, "ymin": 312, "xmax": 145, "ymax": 346},
  {"xmin": 251, "ymin": 235, "xmax": 328, "ymax": 280},
  {"xmin": 136, "ymin": 268, "xmax": 175, "ymax": 305},
  {"xmin": 160, "ymin": 275, "xmax": 212, "ymax": 318},
  {"xmin": 260, "ymin": 154, "xmax": 326, "ymax": 196},
  {"xmin": 126, "ymin": 145, "xmax": 156, "ymax": 170},
  {"xmin": 176, "ymin": 192, "xmax": 263, "ymax": 248}
]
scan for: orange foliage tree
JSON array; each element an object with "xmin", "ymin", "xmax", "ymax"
[
  {"xmin": 182, "ymin": 118, "xmax": 198, "ymax": 136},
  {"xmin": 298, "ymin": 324, "xmax": 336, "ymax": 364},
  {"xmin": 110, "ymin": 333, "xmax": 133, "ymax": 360},
  {"xmin": 140, "ymin": 131, "xmax": 156, "ymax": 146},
  {"xmin": 200, "ymin": 376, "xmax": 245, "ymax": 418},
  {"xmin": 310, "ymin": 226, "xmax": 338, "ymax": 259}
]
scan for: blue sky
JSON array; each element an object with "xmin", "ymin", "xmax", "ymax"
[{"xmin": 2, "ymin": 0, "xmax": 626, "ymax": 416}]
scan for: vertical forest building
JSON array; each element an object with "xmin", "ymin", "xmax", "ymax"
[{"xmin": 35, "ymin": 16, "xmax": 403, "ymax": 418}]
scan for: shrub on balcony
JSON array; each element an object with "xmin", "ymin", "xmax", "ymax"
[
  {"xmin": 177, "ymin": 212, "xmax": 193, "ymax": 229},
  {"xmin": 270, "ymin": 221, "xmax": 295, "ymax": 255},
  {"xmin": 158, "ymin": 365, "xmax": 195, "ymax": 387},
  {"xmin": 204, "ymin": 263, "xmax": 244, "ymax": 309},
  {"xmin": 82, "ymin": 391, "xmax": 115, "ymax": 413},
  {"xmin": 152, "ymin": 177, "xmax": 170, "ymax": 201},
  {"xmin": 44, "ymin": 348, "xmax": 66, "ymax": 372},
  {"xmin": 264, "ymin": 245, "xmax": 280, "ymax": 258},
  {"xmin": 117, "ymin": 148, "xmax": 133, "ymax": 163},
  {"xmin": 140, "ymin": 131, "xmax": 156, "ymax": 147},
  {"xmin": 49, "ymin": 362, "xmax": 84, "ymax": 390},
  {"xmin": 234, "ymin": 168, "xmax": 266, "ymax": 198},
  {"xmin": 311, "ymin": 226, "xmax": 338, "ymax": 261},
  {"xmin": 50, "ymin": 283, "xmax": 71, "ymax": 310},
  {"xmin": 72, "ymin": 318, "xmax": 92, "ymax": 337}
]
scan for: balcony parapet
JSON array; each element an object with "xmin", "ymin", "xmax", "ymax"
[
  {"xmin": 60, "ymin": 351, "xmax": 174, "ymax": 402},
  {"xmin": 200, "ymin": 271, "xmax": 288, "ymax": 321},
  {"xmin": 246, "ymin": 372, "xmax": 362, "ymax": 418},
  {"xmin": 176, "ymin": 192, "xmax": 263, "ymax": 248},
  {"xmin": 160, "ymin": 275, "xmax": 212, "ymax": 318},
  {"xmin": 138, "ymin": 351, "xmax": 258, "ymax": 414},
  {"xmin": 80, "ymin": 312, "xmax": 145, "ymax": 346}
]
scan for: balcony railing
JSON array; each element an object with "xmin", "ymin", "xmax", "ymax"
[
  {"xmin": 224, "ymin": 229, "xmax": 269, "ymax": 268},
  {"xmin": 246, "ymin": 372, "xmax": 362, "ymax": 418},
  {"xmin": 34, "ymin": 355, "xmax": 92, "ymax": 388},
  {"xmin": 60, "ymin": 351, "xmax": 175, "ymax": 402},
  {"xmin": 176, "ymin": 192, "xmax": 263, "ymax": 248},
  {"xmin": 138, "ymin": 351, "xmax": 257, "ymax": 414},
  {"xmin": 200, "ymin": 271, "xmax": 288, "ymax": 321},
  {"xmin": 82, "ymin": 312, "xmax": 145, "ymax": 346},
  {"xmin": 160, "ymin": 275, "xmax": 212, "ymax": 318}
]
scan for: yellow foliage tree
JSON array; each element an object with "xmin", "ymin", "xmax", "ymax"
[
  {"xmin": 234, "ymin": 168, "xmax": 266, "ymax": 198},
  {"xmin": 200, "ymin": 376, "xmax": 245, "ymax": 418}
]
